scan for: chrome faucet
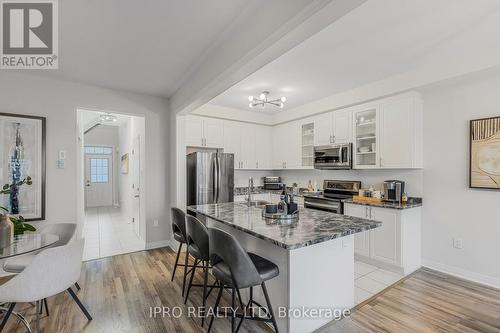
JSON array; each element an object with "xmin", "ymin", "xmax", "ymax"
[{"xmin": 247, "ymin": 177, "xmax": 254, "ymax": 204}]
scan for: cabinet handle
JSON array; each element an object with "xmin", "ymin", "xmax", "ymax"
[
  {"xmin": 332, "ymin": 135, "xmax": 335, "ymax": 143},
  {"xmin": 379, "ymin": 157, "xmax": 382, "ymax": 166},
  {"xmin": 256, "ymin": 162, "xmax": 258, "ymax": 169},
  {"xmin": 365, "ymin": 207, "xmax": 369, "ymax": 218}
]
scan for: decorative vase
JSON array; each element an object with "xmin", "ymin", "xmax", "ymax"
[{"xmin": 0, "ymin": 215, "xmax": 14, "ymax": 248}]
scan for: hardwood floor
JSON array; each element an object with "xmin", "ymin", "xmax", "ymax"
[
  {"xmin": 1, "ymin": 248, "xmax": 499, "ymax": 333},
  {"xmin": 319, "ymin": 268, "xmax": 500, "ymax": 333}
]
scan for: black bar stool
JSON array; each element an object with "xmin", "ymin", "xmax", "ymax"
[
  {"xmin": 170, "ymin": 207, "xmax": 189, "ymax": 296},
  {"xmin": 184, "ymin": 215, "xmax": 212, "ymax": 327},
  {"xmin": 207, "ymin": 228, "xmax": 280, "ymax": 333}
]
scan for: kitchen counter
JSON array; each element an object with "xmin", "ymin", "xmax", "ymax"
[
  {"xmin": 234, "ymin": 186, "xmax": 317, "ymax": 198},
  {"xmin": 343, "ymin": 197, "xmax": 422, "ymax": 209},
  {"xmin": 189, "ymin": 202, "xmax": 378, "ymax": 333},
  {"xmin": 188, "ymin": 202, "xmax": 380, "ymax": 250}
]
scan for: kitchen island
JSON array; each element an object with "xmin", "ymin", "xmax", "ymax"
[{"xmin": 188, "ymin": 202, "xmax": 381, "ymax": 333}]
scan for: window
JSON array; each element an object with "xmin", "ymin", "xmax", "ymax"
[
  {"xmin": 84, "ymin": 146, "xmax": 113, "ymax": 155},
  {"xmin": 90, "ymin": 158, "xmax": 109, "ymax": 183}
]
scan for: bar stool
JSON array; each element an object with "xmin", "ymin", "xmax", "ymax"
[
  {"xmin": 170, "ymin": 207, "xmax": 189, "ymax": 296},
  {"xmin": 183, "ymin": 215, "xmax": 211, "ymax": 326},
  {"xmin": 207, "ymin": 228, "xmax": 280, "ymax": 333}
]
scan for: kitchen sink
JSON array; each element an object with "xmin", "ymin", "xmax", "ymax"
[{"xmin": 240, "ymin": 200, "xmax": 269, "ymax": 207}]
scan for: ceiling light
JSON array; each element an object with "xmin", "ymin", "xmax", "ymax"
[
  {"xmin": 100, "ymin": 113, "xmax": 117, "ymax": 123},
  {"xmin": 247, "ymin": 91, "xmax": 287, "ymax": 110}
]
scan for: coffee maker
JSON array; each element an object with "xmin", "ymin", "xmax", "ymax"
[{"xmin": 383, "ymin": 180, "xmax": 405, "ymax": 203}]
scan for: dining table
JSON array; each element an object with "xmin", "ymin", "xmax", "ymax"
[
  {"xmin": 0, "ymin": 233, "xmax": 60, "ymax": 332},
  {"xmin": 0, "ymin": 233, "xmax": 59, "ymax": 260}
]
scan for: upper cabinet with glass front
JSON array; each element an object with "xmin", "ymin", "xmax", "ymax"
[
  {"xmin": 353, "ymin": 107, "xmax": 379, "ymax": 168},
  {"xmin": 353, "ymin": 92, "xmax": 423, "ymax": 169}
]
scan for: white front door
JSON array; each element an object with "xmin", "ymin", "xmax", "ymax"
[
  {"xmin": 85, "ymin": 154, "xmax": 113, "ymax": 207},
  {"xmin": 131, "ymin": 136, "xmax": 141, "ymax": 237}
]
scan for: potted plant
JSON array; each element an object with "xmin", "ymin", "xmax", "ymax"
[{"xmin": 0, "ymin": 176, "xmax": 36, "ymax": 248}]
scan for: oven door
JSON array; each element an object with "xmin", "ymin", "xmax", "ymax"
[
  {"xmin": 314, "ymin": 143, "xmax": 352, "ymax": 169},
  {"xmin": 304, "ymin": 196, "xmax": 342, "ymax": 214}
]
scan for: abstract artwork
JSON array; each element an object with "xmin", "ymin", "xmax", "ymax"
[
  {"xmin": 121, "ymin": 153, "xmax": 129, "ymax": 174},
  {"xmin": 470, "ymin": 116, "xmax": 500, "ymax": 189},
  {"xmin": 0, "ymin": 113, "xmax": 46, "ymax": 220}
]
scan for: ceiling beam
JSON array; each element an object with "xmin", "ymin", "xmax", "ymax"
[{"xmin": 169, "ymin": 0, "xmax": 367, "ymax": 115}]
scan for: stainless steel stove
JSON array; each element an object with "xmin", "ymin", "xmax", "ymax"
[{"xmin": 303, "ymin": 180, "xmax": 361, "ymax": 214}]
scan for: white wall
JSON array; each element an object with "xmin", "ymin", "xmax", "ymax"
[
  {"xmin": 118, "ymin": 116, "xmax": 146, "ymax": 239},
  {"xmin": 419, "ymin": 71, "xmax": 500, "ymax": 288},
  {"xmin": 84, "ymin": 125, "xmax": 120, "ymax": 206},
  {"xmin": 0, "ymin": 72, "xmax": 171, "ymax": 247}
]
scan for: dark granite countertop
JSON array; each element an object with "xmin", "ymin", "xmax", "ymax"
[
  {"xmin": 188, "ymin": 202, "xmax": 381, "ymax": 250},
  {"xmin": 343, "ymin": 197, "xmax": 422, "ymax": 209},
  {"xmin": 234, "ymin": 186, "xmax": 318, "ymax": 198}
]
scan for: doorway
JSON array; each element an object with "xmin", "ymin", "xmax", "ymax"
[
  {"xmin": 77, "ymin": 109, "xmax": 146, "ymax": 260},
  {"xmin": 85, "ymin": 149, "xmax": 113, "ymax": 208}
]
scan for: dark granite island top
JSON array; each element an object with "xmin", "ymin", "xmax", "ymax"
[{"xmin": 188, "ymin": 202, "xmax": 381, "ymax": 250}]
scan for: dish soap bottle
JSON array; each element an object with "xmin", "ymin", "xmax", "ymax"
[{"xmin": 402, "ymin": 192, "xmax": 408, "ymax": 204}]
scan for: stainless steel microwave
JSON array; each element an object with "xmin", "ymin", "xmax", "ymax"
[{"xmin": 313, "ymin": 143, "xmax": 352, "ymax": 170}]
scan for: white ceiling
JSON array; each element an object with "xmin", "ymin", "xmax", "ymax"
[
  {"xmin": 41, "ymin": 0, "xmax": 255, "ymax": 97},
  {"xmin": 209, "ymin": 0, "xmax": 500, "ymax": 113}
]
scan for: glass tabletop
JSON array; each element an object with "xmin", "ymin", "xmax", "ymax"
[{"xmin": 0, "ymin": 233, "xmax": 59, "ymax": 259}]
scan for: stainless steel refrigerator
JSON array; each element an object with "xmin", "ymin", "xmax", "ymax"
[{"xmin": 186, "ymin": 152, "xmax": 234, "ymax": 206}]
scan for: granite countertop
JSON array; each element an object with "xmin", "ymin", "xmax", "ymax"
[
  {"xmin": 188, "ymin": 202, "xmax": 381, "ymax": 250},
  {"xmin": 343, "ymin": 197, "xmax": 422, "ymax": 209}
]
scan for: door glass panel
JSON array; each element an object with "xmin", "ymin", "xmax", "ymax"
[
  {"xmin": 85, "ymin": 146, "xmax": 113, "ymax": 155},
  {"xmin": 90, "ymin": 158, "xmax": 109, "ymax": 183}
]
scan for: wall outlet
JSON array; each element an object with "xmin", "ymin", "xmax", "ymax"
[
  {"xmin": 153, "ymin": 219, "xmax": 159, "ymax": 227},
  {"xmin": 453, "ymin": 238, "xmax": 463, "ymax": 249}
]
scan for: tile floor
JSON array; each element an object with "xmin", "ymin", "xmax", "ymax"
[
  {"xmin": 82, "ymin": 206, "xmax": 145, "ymax": 261},
  {"xmin": 354, "ymin": 260, "xmax": 404, "ymax": 305}
]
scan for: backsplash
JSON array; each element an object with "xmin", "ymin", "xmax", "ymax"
[{"xmin": 236, "ymin": 169, "xmax": 423, "ymax": 197}]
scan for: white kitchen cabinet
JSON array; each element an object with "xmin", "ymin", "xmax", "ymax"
[
  {"xmin": 254, "ymin": 125, "xmax": 272, "ymax": 169},
  {"xmin": 312, "ymin": 109, "xmax": 352, "ymax": 146},
  {"xmin": 240, "ymin": 123, "xmax": 257, "ymax": 169},
  {"xmin": 345, "ymin": 204, "xmax": 371, "ymax": 257},
  {"xmin": 185, "ymin": 115, "xmax": 224, "ymax": 148},
  {"xmin": 224, "ymin": 121, "xmax": 272, "ymax": 170},
  {"xmin": 272, "ymin": 121, "xmax": 301, "ymax": 169},
  {"xmin": 332, "ymin": 108, "xmax": 352, "ymax": 144},
  {"xmin": 185, "ymin": 115, "xmax": 204, "ymax": 147},
  {"xmin": 370, "ymin": 207, "xmax": 401, "ymax": 266},
  {"xmin": 313, "ymin": 112, "xmax": 333, "ymax": 146},
  {"xmin": 344, "ymin": 203, "xmax": 421, "ymax": 276},
  {"xmin": 203, "ymin": 117, "xmax": 224, "ymax": 147},
  {"xmin": 223, "ymin": 120, "xmax": 243, "ymax": 169},
  {"xmin": 379, "ymin": 96, "xmax": 422, "ymax": 168}
]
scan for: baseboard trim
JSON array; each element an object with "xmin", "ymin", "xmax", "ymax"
[
  {"xmin": 422, "ymin": 259, "xmax": 500, "ymax": 290},
  {"xmin": 146, "ymin": 240, "xmax": 173, "ymax": 250}
]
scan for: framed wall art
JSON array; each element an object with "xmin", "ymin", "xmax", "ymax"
[
  {"xmin": 470, "ymin": 116, "xmax": 500, "ymax": 189},
  {"xmin": 121, "ymin": 153, "xmax": 129, "ymax": 174},
  {"xmin": 0, "ymin": 112, "xmax": 46, "ymax": 220}
]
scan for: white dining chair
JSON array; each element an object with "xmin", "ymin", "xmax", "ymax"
[{"xmin": 0, "ymin": 238, "xmax": 92, "ymax": 333}]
